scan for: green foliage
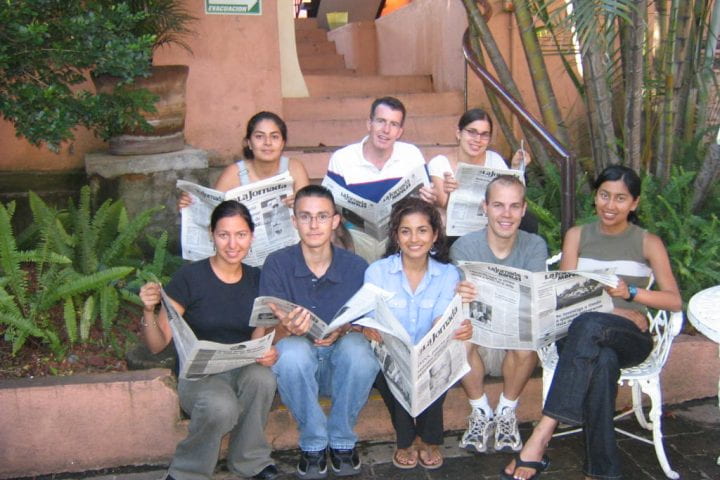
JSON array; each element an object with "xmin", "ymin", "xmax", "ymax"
[
  {"xmin": 0, "ymin": 188, "xmax": 179, "ymax": 360},
  {"xmin": 0, "ymin": 0, "xmax": 196, "ymax": 151}
]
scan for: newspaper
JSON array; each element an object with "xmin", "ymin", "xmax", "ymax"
[
  {"xmin": 446, "ymin": 165, "xmax": 524, "ymax": 236},
  {"xmin": 457, "ymin": 261, "xmax": 618, "ymax": 350},
  {"xmin": 356, "ymin": 294, "xmax": 470, "ymax": 417},
  {"xmin": 249, "ymin": 283, "xmax": 395, "ymax": 341},
  {"xmin": 322, "ymin": 165, "xmax": 431, "ymax": 242},
  {"xmin": 160, "ymin": 289, "xmax": 275, "ymax": 380},
  {"xmin": 177, "ymin": 171, "xmax": 298, "ymax": 266}
]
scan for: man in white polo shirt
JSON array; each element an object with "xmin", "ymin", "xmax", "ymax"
[{"xmin": 324, "ymin": 96, "xmax": 435, "ymax": 260}]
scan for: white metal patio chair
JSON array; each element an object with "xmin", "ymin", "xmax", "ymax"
[{"xmin": 538, "ymin": 253, "xmax": 684, "ymax": 479}]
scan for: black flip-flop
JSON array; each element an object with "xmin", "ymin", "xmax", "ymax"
[{"xmin": 499, "ymin": 454, "xmax": 550, "ymax": 480}]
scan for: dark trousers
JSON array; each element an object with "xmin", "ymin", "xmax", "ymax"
[
  {"xmin": 374, "ymin": 372, "xmax": 446, "ymax": 448},
  {"xmin": 544, "ymin": 312, "xmax": 653, "ymax": 479}
]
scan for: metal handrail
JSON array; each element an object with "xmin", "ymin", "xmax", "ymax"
[{"xmin": 462, "ymin": 29, "xmax": 576, "ymax": 235}]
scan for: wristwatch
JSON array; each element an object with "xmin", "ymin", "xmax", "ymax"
[{"xmin": 626, "ymin": 284, "xmax": 638, "ymax": 302}]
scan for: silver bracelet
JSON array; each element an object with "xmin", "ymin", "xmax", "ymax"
[{"xmin": 140, "ymin": 316, "xmax": 157, "ymax": 328}]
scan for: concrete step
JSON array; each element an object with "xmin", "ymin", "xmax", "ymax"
[
  {"xmin": 287, "ymin": 145, "xmax": 457, "ymax": 181},
  {"xmin": 294, "ymin": 18, "xmax": 319, "ymax": 31},
  {"xmin": 296, "ymin": 41, "xmax": 337, "ymax": 56},
  {"xmin": 298, "ymin": 53, "xmax": 347, "ymax": 71},
  {"xmin": 304, "ymin": 74, "xmax": 433, "ymax": 96},
  {"xmin": 286, "ymin": 115, "xmax": 458, "ymax": 148},
  {"xmin": 295, "ymin": 27, "xmax": 328, "ymax": 43},
  {"xmin": 283, "ymin": 91, "xmax": 464, "ymax": 121}
]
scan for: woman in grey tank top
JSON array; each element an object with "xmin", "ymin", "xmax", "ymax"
[
  {"xmin": 178, "ymin": 111, "xmax": 310, "ymax": 209},
  {"xmin": 502, "ymin": 166, "xmax": 681, "ymax": 480}
]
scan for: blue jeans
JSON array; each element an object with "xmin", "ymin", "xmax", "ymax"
[
  {"xmin": 272, "ymin": 332, "xmax": 379, "ymax": 451},
  {"xmin": 543, "ymin": 312, "xmax": 653, "ymax": 480}
]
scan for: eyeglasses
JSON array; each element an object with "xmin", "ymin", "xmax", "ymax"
[
  {"xmin": 372, "ymin": 118, "xmax": 403, "ymax": 130},
  {"xmin": 463, "ymin": 128, "xmax": 492, "ymax": 141},
  {"xmin": 296, "ymin": 212, "xmax": 334, "ymax": 224}
]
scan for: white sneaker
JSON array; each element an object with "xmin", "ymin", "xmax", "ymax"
[
  {"xmin": 494, "ymin": 407, "xmax": 523, "ymax": 452},
  {"xmin": 459, "ymin": 408, "xmax": 495, "ymax": 453}
]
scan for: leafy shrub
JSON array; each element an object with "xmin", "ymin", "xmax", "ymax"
[{"xmin": 0, "ymin": 187, "xmax": 179, "ymax": 359}]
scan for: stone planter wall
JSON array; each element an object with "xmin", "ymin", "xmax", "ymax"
[{"xmin": 1, "ymin": 334, "xmax": 718, "ymax": 478}]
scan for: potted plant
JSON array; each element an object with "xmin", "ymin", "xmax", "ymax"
[{"xmin": 92, "ymin": 0, "xmax": 197, "ymax": 155}]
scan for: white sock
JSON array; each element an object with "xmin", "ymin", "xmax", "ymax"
[
  {"xmin": 469, "ymin": 394, "xmax": 493, "ymax": 418},
  {"xmin": 496, "ymin": 393, "xmax": 518, "ymax": 415}
]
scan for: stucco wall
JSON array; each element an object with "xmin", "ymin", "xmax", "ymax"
[{"xmin": 0, "ymin": 0, "xmax": 283, "ymax": 171}]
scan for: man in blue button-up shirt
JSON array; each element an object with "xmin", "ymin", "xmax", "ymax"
[{"xmin": 259, "ymin": 185, "xmax": 377, "ymax": 479}]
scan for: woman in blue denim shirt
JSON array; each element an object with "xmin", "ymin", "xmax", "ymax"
[
  {"xmin": 501, "ymin": 166, "xmax": 682, "ymax": 480},
  {"xmin": 363, "ymin": 197, "xmax": 472, "ymax": 471}
]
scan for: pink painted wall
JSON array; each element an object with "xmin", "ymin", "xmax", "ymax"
[{"xmin": 0, "ymin": 0, "xmax": 283, "ymax": 171}]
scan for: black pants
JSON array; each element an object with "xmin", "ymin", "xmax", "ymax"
[{"xmin": 374, "ymin": 372, "xmax": 446, "ymax": 448}]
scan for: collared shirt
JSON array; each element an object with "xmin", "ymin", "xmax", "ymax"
[
  {"xmin": 259, "ymin": 243, "xmax": 368, "ymax": 322},
  {"xmin": 365, "ymin": 253, "xmax": 460, "ymax": 344},
  {"xmin": 325, "ymin": 137, "xmax": 426, "ymax": 203}
]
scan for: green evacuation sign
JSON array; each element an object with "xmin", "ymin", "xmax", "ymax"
[{"xmin": 205, "ymin": 0, "xmax": 262, "ymax": 15}]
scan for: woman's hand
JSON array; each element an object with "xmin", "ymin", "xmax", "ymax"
[
  {"xmin": 456, "ymin": 280, "xmax": 477, "ymax": 303},
  {"xmin": 453, "ymin": 318, "xmax": 473, "ymax": 341},
  {"xmin": 177, "ymin": 192, "xmax": 193, "ymax": 211},
  {"xmin": 362, "ymin": 326, "xmax": 383, "ymax": 343},
  {"xmin": 139, "ymin": 282, "xmax": 161, "ymax": 312},
  {"xmin": 606, "ymin": 278, "xmax": 632, "ymax": 300},
  {"xmin": 510, "ymin": 149, "xmax": 532, "ymax": 169},
  {"xmin": 443, "ymin": 172, "xmax": 458, "ymax": 194},
  {"xmin": 418, "ymin": 184, "xmax": 437, "ymax": 205},
  {"xmin": 614, "ymin": 307, "xmax": 649, "ymax": 332},
  {"xmin": 282, "ymin": 194, "xmax": 295, "ymax": 208},
  {"xmin": 269, "ymin": 303, "xmax": 312, "ymax": 336},
  {"xmin": 256, "ymin": 345, "xmax": 279, "ymax": 366}
]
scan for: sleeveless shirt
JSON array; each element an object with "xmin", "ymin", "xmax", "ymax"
[
  {"xmin": 577, "ymin": 221, "xmax": 651, "ymax": 312},
  {"xmin": 235, "ymin": 156, "xmax": 289, "ymax": 185}
]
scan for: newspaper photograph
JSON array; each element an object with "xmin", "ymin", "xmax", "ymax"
[
  {"xmin": 357, "ymin": 294, "xmax": 470, "ymax": 417},
  {"xmin": 457, "ymin": 261, "xmax": 618, "ymax": 350},
  {"xmin": 249, "ymin": 283, "xmax": 394, "ymax": 341},
  {"xmin": 160, "ymin": 289, "xmax": 275, "ymax": 380},
  {"xmin": 322, "ymin": 165, "xmax": 431, "ymax": 242},
  {"xmin": 177, "ymin": 171, "xmax": 298, "ymax": 266},
  {"xmin": 446, "ymin": 165, "xmax": 524, "ymax": 236}
]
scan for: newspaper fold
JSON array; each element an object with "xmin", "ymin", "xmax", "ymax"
[
  {"xmin": 322, "ymin": 165, "xmax": 431, "ymax": 242},
  {"xmin": 249, "ymin": 283, "xmax": 395, "ymax": 341},
  {"xmin": 357, "ymin": 294, "xmax": 470, "ymax": 417},
  {"xmin": 446, "ymin": 165, "xmax": 524, "ymax": 236},
  {"xmin": 457, "ymin": 261, "xmax": 618, "ymax": 350},
  {"xmin": 177, "ymin": 172, "xmax": 298, "ymax": 266},
  {"xmin": 160, "ymin": 290, "xmax": 275, "ymax": 380}
]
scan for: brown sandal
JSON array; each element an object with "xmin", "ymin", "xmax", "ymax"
[
  {"xmin": 392, "ymin": 447, "xmax": 418, "ymax": 469},
  {"xmin": 418, "ymin": 444, "xmax": 443, "ymax": 470}
]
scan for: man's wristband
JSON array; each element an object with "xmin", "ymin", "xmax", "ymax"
[{"xmin": 625, "ymin": 284, "xmax": 638, "ymax": 302}]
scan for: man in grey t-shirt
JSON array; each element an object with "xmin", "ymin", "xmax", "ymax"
[{"xmin": 450, "ymin": 175, "xmax": 548, "ymax": 454}]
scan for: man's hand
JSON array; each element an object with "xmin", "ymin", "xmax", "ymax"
[
  {"xmin": 177, "ymin": 191, "xmax": 193, "ymax": 211},
  {"xmin": 362, "ymin": 327, "xmax": 383, "ymax": 343},
  {"xmin": 268, "ymin": 303, "xmax": 312, "ymax": 336},
  {"xmin": 315, "ymin": 327, "xmax": 343, "ymax": 347},
  {"xmin": 256, "ymin": 346, "xmax": 279, "ymax": 366},
  {"xmin": 510, "ymin": 149, "xmax": 532, "ymax": 169},
  {"xmin": 418, "ymin": 185, "xmax": 437, "ymax": 204},
  {"xmin": 453, "ymin": 318, "xmax": 473, "ymax": 341},
  {"xmin": 456, "ymin": 280, "xmax": 477, "ymax": 303}
]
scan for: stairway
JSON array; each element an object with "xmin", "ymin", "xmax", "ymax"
[{"xmin": 286, "ymin": 18, "xmax": 463, "ymax": 180}]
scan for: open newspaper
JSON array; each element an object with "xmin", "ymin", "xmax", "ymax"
[
  {"xmin": 356, "ymin": 294, "xmax": 470, "ymax": 417},
  {"xmin": 446, "ymin": 165, "xmax": 524, "ymax": 236},
  {"xmin": 322, "ymin": 166, "xmax": 431, "ymax": 260},
  {"xmin": 160, "ymin": 289, "xmax": 275, "ymax": 380},
  {"xmin": 177, "ymin": 171, "xmax": 297, "ymax": 266},
  {"xmin": 249, "ymin": 283, "xmax": 394, "ymax": 341},
  {"xmin": 457, "ymin": 261, "xmax": 618, "ymax": 350}
]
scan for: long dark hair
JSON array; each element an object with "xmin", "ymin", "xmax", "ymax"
[
  {"xmin": 242, "ymin": 111, "xmax": 288, "ymax": 160},
  {"xmin": 458, "ymin": 108, "xmax": 493, "ymax": 134},
  {"xmin": 593, "ymin": 165, "xmax": 642, "ymax": 225},
  {"xmin": 384, "ymin": 197, "xmax": 450, "ymax": 263},
  {"xmin": 210, "ymin": 200, "xmax": 255, "ymax": 233}
]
